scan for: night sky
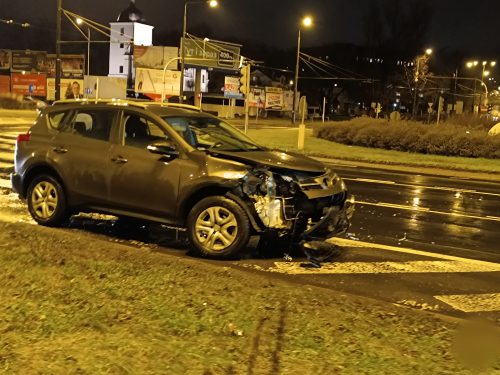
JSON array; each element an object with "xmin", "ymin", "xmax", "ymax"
[{"xmin": 2, "ymin": 0, "xmax": 500, "ymax": 56}]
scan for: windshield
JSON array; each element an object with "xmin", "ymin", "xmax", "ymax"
[{"xmin": 162, "ymin": 115, "xmax": 264, "ymax": 152}]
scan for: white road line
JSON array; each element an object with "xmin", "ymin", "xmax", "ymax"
[
  {"xmin": 270, "ymin": 260, "xmax": 500, "ymax": 275},
  {"xmin": 344, "ymin": 177, "xmax": 500, "ymax": 198},
  {"xmin": 0, "ymin": 179, "xmax": 11, "ymax": 188},
  {"xmin": 356, "ymin": 199, "xmax": 500, "ymax": 222},
  {"xmin": 434, "ymin": 293, "xmax": 500, "ymax": 313},
  {"xmin": 329, "ymin": 238, "xmax": 500, "ymax": 268}
]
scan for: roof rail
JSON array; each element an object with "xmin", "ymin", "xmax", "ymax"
[{"xmin": 52, "ymin": 98, "xmax": 203, "ymax": 112}]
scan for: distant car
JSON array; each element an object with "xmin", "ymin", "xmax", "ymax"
[{"xmin": 11, "ymin": 99, "xmax": 353, "ymax": 258}]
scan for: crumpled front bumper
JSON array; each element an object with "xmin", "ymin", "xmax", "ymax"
[{"xmin": 301, "ymin": 199, "xmax": 355, "ymax": 241}]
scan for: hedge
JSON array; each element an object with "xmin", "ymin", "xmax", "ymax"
[{"xmin": 314, "ymin": 118, "xmax": 500, "ymax": 159}]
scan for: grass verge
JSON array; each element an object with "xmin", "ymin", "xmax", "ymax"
[
  {"xmin": 247, "ymin": 128, "xmax": 500, "ymax": 176},
  {"xmin": 0, "ymin": 217, "xmax": 491, "ymax": 374}
]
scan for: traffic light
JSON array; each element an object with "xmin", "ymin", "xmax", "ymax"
[
  {"xmin": 239, "ymin": 64, "xmax": 250, "ymax": 96},
  {"xmin": 488, "ymin": 104, "xmax": 493, "ymax": 114}
]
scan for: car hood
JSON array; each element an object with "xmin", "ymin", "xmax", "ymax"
[{"xmin": 209, "ymin": 150, "xmax": 326, "ymax": 173}]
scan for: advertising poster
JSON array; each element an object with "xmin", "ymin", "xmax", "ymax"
[
  {"xmin": 223, "ymin": 76, "xmax": 242, "ymax": 99},
  {"xmin": 0, "ymin": 50, "xmax": 11, "ymax": 71},
  {"xmin": 0, "ymin": 75, "xmax": 10, "ymax": 93},
  {"xmin": 134, "ymin": 46, "xmax": 178, "ymax": 70},
  {"xmin": 11, "ymin": 50, "xmax": 48, "ymax": 73},
  {"xmin": 47, "ymin": 78, "xmax": 84, "ymax": 101},
  {"xmin": 11, "ymin": 73, "xmax": 47, "ymax": 96},
  {"xmin": 46, "ymin": 54, "xmax": 84, "ymax": 78},
  {"xmin": 134, "ymin": 68, "xmax": 181, "ymax": 96},
  {"xmin": 84, "ymin": 76, "xmax": 127, "ymax": 99},
  {"xmin": 182, "ymin": 38, "xmax": 240, "ymax": 69},
  {"xmin": 264, "ymin": 87, "xmax": 283, "ymax": 110},
  {"xmin": 249, "ymin": 87, "xmax": 265, "ymax": 108}
]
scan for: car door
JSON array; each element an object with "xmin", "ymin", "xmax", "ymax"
[
  {"xmin": 48, "ymin": 107, "xmax": 117, "ymax": 205},
  {"xmin": 108, "ymin": 110, "xmax": 182, "ymax": 218}
]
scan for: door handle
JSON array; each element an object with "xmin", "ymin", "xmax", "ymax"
[
  {"xmin": 53, "ymin": 147, "xmax": 68, "ymax": 154},
  {"xmin": 111, "ymin": 156, "xmax": 128, "ymax": 164}
]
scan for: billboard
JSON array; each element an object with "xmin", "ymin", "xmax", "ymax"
[
  {"xmin": 47, "ymin": 78, "xmax": 84, "ymax": 101},
  {"xmin": 224, "ymin": 76, "xmax": 243, "ymax": 99},
  {"xmin": 135, "ymin": 68, "xmax": 181, "ymax": 96},
  {"xmin": 182, "ymin": 38, "xmax": 240, "ymax": 69},
  {"xmin": 46, "ymin": 54, "xmax": 85, "ymax": 79},
  {"xmin": 0, "ymin": 75, "xmax": 10, "ymax": 93},
  {"xmin": 134, "ymin": 46, "xmax": 178, "ymax": 70},
  {"xmin": 248, "ymin": 88, "xmax": 265, "ymax": 108},
  {"xmin": 0, "ymin": 50, "xmax": 11, "ymax": 71},
  {"xmin": 11, "ymin": 50, "xmax": 49, "ymax": 73},
  {"xmin": 11, "ymin": 73, "xmax": 47, "ymax": 96},
  {"xmin": 265, "ymin": 87, "xmax": 283, "ymax": 110},
  {"xmin": 84, "ymin": 76, "xmax": 127, "ymax": 99}
]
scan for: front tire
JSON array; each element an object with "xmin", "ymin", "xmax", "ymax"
[
  {"xmin": 27, "ymin": 175, "xmax": 67, "ymax": 226},
  {"xmin": 187, "ymin": 196, "xmax": 250, "ymax": 259}
]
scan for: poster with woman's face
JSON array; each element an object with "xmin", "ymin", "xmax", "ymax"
[{"xmin": 0, "ymin": 50, "xmax": 11, "ymax": 70}]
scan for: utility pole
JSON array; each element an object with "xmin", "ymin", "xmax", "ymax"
[{"xmin": 55, "ymin": 0, "xmax": 62, "ymax": 100}]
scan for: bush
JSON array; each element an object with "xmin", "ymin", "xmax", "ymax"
[{"xmin": 313, "ymin": 117, "xmax": 500, "ymax": 159}]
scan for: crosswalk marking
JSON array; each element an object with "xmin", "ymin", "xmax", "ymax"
[
  {"xmin": 270, "ymin": 260, "xmax": 500, "ymax": 275},
  {"xmin": 434, "ymin": 293, "xmax": 500, "ymax": 313}
]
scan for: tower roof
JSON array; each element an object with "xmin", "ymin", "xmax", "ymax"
[{"xmin": 117, "ymin": 0, "xmax": 146, "ymax": 23}]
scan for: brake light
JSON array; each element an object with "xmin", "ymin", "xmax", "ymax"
[{"xmin": 17, "ymin": 133, "xmax": 30, "ymax": 143}]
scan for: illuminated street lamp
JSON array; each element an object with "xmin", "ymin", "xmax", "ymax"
[
  {"xmin": 292, "ymin": 15, "xmax": 313, "ymax": 124},
  {"xmin": 412, "ymin": 47, "xmax": 433, "ymax": 118},
  {"xmin": 76, "ymin": 17, "xmax": 91, "ymax": 75},
  {"xmin": 466, "ymin": 59, "xmax": 496, "ymax": 112},
  {"xmin": 179, "ymin": 0, "xmax": 218, "ymax": 102}
]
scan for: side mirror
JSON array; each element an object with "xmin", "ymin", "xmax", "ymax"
[{"xmin": 147, "ymin": 142, "xmax": 179, "ymax": 159}]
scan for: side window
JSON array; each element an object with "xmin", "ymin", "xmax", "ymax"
[
  {"xmin": 123, "ymin": 113, "xmax": 167, "ymax": 149},
  {"xmin": 47, "ymin": 111, "xmax": 69, "ymax": 130},
  {"xmin": 64, "ymin": 109, "xmax": 115, "ymax": 141}
]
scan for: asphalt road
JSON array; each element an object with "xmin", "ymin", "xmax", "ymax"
[{"xmin": 1, "ymin": 122, "xmax": 499, "ymax": 320}]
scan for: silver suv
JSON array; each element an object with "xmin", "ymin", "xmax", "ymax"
[{"xmin": 11, "ymin": 99, "xmax": 353, "ymax": 258}]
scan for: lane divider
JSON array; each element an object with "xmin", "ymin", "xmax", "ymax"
[{"xmin": 356, "ymin": 199, "xmax": 500, "ymax": 222}]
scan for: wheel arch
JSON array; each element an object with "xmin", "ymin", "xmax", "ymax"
[{"xmin": 21, "ymin": 164, "xmax": 66, "ymax": 199}]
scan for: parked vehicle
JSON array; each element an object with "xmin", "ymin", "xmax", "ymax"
[{"xmin": 11, "ymin": 99, "xmax": 353, "ymax": 258}]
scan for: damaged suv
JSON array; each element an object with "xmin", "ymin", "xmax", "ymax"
[{"xmin": 11, "ymin": 100, "xmax": 353, "ymax": 258}]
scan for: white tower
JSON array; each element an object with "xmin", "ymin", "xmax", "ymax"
[{"xmin": 108, "ymin": 0, "xmax": 153, "ymax": 81}]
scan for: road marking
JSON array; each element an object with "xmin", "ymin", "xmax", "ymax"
[
  {"xmin": 329, "ymin": 237, "xmax": 500, "ymax": 268},
  {"xmin": 0, "ymin": 179, "xmax": 11, "ymax": 188},
  {"xmin": 434, "ymin": 293, "xmax": 500, "ymax": 313},
  {"xmin": 345, "ymin": 177, "xmax": 500, "ymax": 197},
  {"xmin": 270, "ymin": 260, "xmax": 500, "ymax": 275},
  {"xmin": 356, "ymin": 199, "xmax": 500, "ymax": 222}
]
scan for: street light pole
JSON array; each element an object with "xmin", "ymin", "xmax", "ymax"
[
  {"xmin": 179, "ymin": 0, "xmax": 218, "ymax": 104},
  {"xmin": 292, "ymin": 16, "xmax": 312, "ymax": 125},
  {"xmin": 55, "ymin": 0, "xmax": 62, "ymax": 100},
  {"xmin": 179, "ymin": 2, "xmax": 188, "ymax": 103},
  {"xmin": 87, "ymin": 27, "xmax": 90, "ymax": 75},
  {"xmin": 292, "ymin": 28, "xmax": 301, "ymax": 124}
]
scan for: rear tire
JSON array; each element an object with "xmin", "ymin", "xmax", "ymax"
[
  {"xmin": 27, "ymin": 174, "xmax": 68, "ymax": 227},
  {"xmin": 187, "ymin": 196, "xmax": 250, "ymax": 259}
]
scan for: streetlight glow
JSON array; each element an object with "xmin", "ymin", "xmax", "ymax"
[
  {"xmin": 466, "ymin": 62, "xmax": 473, "ymax": 68},
  {"xmin": 484, "ymin": 70, "xmax": 490, "ymax": 77},
  {"xmin": 491, "ymin": 61, "xmax": 497, "ymax": 67},
  {"xmin": 208, "ymin": 0, "xmax": 218, "ymax": 8},
  {"xmin": 302, "ymin": 16, "xmax": 313, "ymax": 28},
  {"xmin": 425, "ymin": 48, "xmax": 433, "ymax": 55},
  {"xmin": 76, "ymin": 17, "xmax": 83, "ymax": 25}
]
